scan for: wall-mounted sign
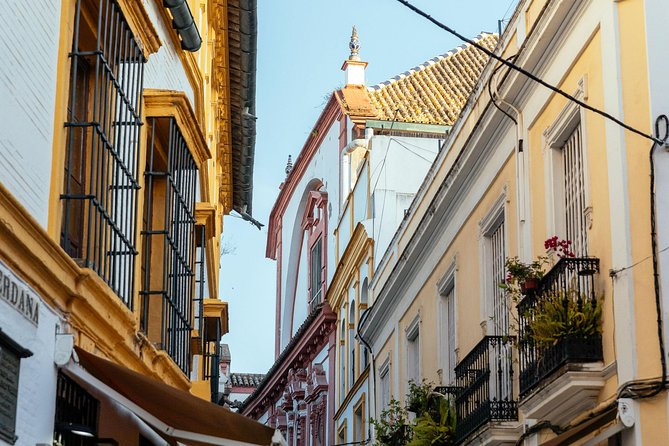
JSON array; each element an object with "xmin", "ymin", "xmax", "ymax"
[{"xmin": 0, "ymin": 259, "xmax": 39, "ymax": 326}]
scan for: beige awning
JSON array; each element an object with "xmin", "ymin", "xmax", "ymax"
[{"xmin": 64, "ymin": 347, "xmax": 283, "ymax": 446}]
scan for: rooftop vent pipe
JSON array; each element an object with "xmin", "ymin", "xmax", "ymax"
[{"xmin": 163, "ymin": 0, "xmax": 202, "ymax": 52}]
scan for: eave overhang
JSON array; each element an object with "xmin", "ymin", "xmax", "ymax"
[{"xmin": 228, "ymin": 0, "xmax": 258, "ymax": 215}]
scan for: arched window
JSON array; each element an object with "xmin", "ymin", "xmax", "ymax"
[
  {"xmin": 349, "ymin": 300, "xmax": 356, "ymax": 387},
  {"xmin": 360, "ymin": 278, "xmax": 369, "ymax": 370},
  {"xmin": 340, "ymin": 318, "xmax": 346, "ymax": 401}
]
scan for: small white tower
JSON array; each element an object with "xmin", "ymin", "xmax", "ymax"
[{"xmin": 341, "ymin": 26, "xmax": 367, "ymax": 86}]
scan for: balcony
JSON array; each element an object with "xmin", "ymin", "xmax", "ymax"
[
  {"xmin": 517, "ymin": 257, "xmax": 606, "ymax": 424},
  {"xmin": 440, "ymin": 336, "xmax": 519, "ymax": 445}
]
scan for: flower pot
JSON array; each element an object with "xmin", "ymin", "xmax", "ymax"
[{"xmin": 521, "ymin": 278, "xmax": 540, "ymax": 294}]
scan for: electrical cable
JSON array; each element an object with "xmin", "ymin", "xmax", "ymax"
[
  {"xmin": 390, "ymin": 138, "xmax": 435, "ymax": 163},
  {"xmin": 615, "ymin": 115, "xmax": 669, "ymax": 400},
  {"xmin": 393, "ymin": 0, "xmax": 664, "ymax": 146}
]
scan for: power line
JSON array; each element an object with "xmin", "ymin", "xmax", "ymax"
[
  {"xmin": 390, "ymin": 138, "xmax": 435, "ymax": 163},
  {"xmin": 393, "ymin": 0, "xmax": 664, "ymax": 145}
]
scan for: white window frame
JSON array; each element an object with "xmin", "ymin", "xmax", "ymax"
[
  {"xmin": 405, "ymin": 314, "xmax": 421, "ymax": 385},
  {"xmin": 479, "ymin": 192, "xmax": 508, "ymax": 335},
  {"xmin": 543, "ymin": 76, "xmax": 592, "ymax": 252},
  {"xmin": 378, "ymin": 357, "xmax": 391, "ymax": 411},
  {"xmin": 437, "ymin": 260, "xmax": 457, "ymax": 384}
]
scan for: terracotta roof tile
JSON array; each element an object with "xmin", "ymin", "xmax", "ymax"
[
  {"xmin": 230, "ymin": 373, "xmax": 265, "ymax": 388},
  {"xmin": 366, "ymin": 33, "xmax": 498, "ymax": 125}
]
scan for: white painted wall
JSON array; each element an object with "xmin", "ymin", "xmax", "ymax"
[
  {"xmin": 0, "ymin": 259, "xmax": 61, "ymax": 446},
  {"xmin": 368, "ymin": 135, "xmax": 441, "ymax": 269},
  {"xmin": 644, "ymin": 1, "xmax": 669, "ymax": 428},
  {"xmin": 279, "ymin": 122, "xmax": 340, "ymax": 350},
  {"xmin": 144, "ymin": 0, "xmax": 195, "ymax": 105},
  {"xmin": 0, "ymin": 0, "xmax": 62, "ymax": 227}
]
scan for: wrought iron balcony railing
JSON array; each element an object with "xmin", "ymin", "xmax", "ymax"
[
  {"xmin": 449, "ymin": 335, "xmax": 518, "ymax": 444},
  {"xmin": 517, "ymin": 257, "xmax": 602, "ymax": 397}
]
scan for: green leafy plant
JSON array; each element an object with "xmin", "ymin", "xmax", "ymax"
[
  {"xmin": 499, "ymin": 256, "xmax": 549, "ymax": 301},
  {"xmin": 406, "ymin": 380, "xmax": 431, "ymax": 414},
  {"xmin": 407, "ymin": 397, "xmax": 456, "ymax": 446},
  {"xmin": 371, "ymin": 399, "xmax": 411, "ymax": 446},
  {"xmin": 526, "ymin": 289, "xmax": 602, "ymax": 347}
]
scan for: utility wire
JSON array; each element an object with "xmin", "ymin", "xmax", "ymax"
[
  {"xmin": 393, "ymin": 0, "xmax": 664, "ymax": 145},
  {"xmin": 390, "ymin": 138, "xmax": 435, "ymax": 163}
]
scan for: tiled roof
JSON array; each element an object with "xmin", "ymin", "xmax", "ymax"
[
  {"xmin": 366, "ymin": 33, "xmax": 498, "ymax": 125},
  {"xmin": 230, "ymin": 373, "xmax": 265, "ymax": 388},
  {"xmin": 220, "ymin": 343, "xmax": 231, "ymax": 362}
]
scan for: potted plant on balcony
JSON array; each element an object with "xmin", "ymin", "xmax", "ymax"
[
  {"xmin": 408, "ymin": 395, "xmax": 456, "ymax": 446},
  {"xmin": 500, "ymin": 256, "xmax": 547, "ymax": 298},
  {"xmin": 371, "ymin": 399, "xmax": 411, "ymax": 446},
  {"xmin": 527, "ymin": 288, "xmax": 602, "ymax": 348},
  {"xmin": 406, "ymin": 380, "xmax": 431, "ymax": 415}
]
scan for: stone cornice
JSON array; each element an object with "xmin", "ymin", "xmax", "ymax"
[
  {"xmin": 118, "ymin": 0, "xmax": 161, "ymax": 58},
  {"xmin": 241, "ymin": 304, "xmax": 337, "ymax": 418},
  {"xmin": 143, "ymin": 89, "xmax": 212, "ymax": 171}
]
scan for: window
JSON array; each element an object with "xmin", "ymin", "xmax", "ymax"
[
  {"xmin": 439, "ymin": 281, "xmax": 457, "ymax": 384},
  {"xmin": 360, "ymin": 278, "xmax": 369, "ymax": 370},
  {"xmin": 339, "ymin": 318, "xmax": 346, "ymax": 401},
  {"xmin": 353, "ymin": 399, "xmax": 365, "ymax": 443},
  {"xmin": 309, "ymin": 237, "xmax": 323, "ymax": 311},
  {"xmin": 60, "ymin": 0, "xmax": 145, "ymax": 308},
  {"xmin": 379, "ymin": 360, "xmax": 390, "ymax": 411},
  {"xmin": 349, "ymin": 300, "xmax": 356, "ymax": 387},
  {"xmin": 140, "ymin": 117, "xmax": 198, "ymax": 374},
  {"xmin": 0, "ymin": 333, "xmax": 32, "ymax": 443},
  {"xmin": 406, "ymin": 322, "xmax": 420, "ymax": 384},
  {"xmin": 483, "ymin": 209, "xmax": 508, "ymax": 336},
  {"xmin": 486, "ymin": 220, "xmax": 509, "ymax": 335},
  {"xmin": 337, "ymin": 421, "xmax": 347, "ymax": 445},
  {"xmin": 560, "ymin": 124, "xmax": 588, "ymax": 256},
  {"xmin": 194, "ymin": 225, "xmax": 207, "ymax": 339},
  {"xmin": 54, "ymin": 373, "xmax": 99, "ymax": 445}
]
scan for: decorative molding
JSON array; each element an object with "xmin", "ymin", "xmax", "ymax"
[
  {"xmin": 266, "ymin": 97, "xmax": 342, "ymax": 259},
  {"xmin": 0, "ymin": 182, "xmax": 190, "ymax": 391},
  {"xmin": 143, "ymin": 89, "xmax": 212, "ymax": 169},
  {"xmin": 118, "ymin": 0, "xmax": 161, "ymax": 57},
  {"xmin": 327, "ymin": 223, "xmax": 372, "ymax": 311}
]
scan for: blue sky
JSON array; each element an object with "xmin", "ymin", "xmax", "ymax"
[{"xmin": 219, "ymin": 0, "xmax": 519, "ymax": 373}]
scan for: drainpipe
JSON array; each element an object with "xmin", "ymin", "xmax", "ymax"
[{"xmin": 163, "ymin": 0, "xmax": 202, "ymax": 52}]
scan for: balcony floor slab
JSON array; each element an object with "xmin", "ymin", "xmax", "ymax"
[{"xmin": 519, "ymin": 362, "xmax": 613, "ymax": 426}]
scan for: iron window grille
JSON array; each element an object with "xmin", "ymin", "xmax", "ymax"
[
  {"xmin": 203, "ymin": 335, "xmax": 221, "ymax": 403},
  {"xmin": 54, "ymin": 373, "xmax": 100, "ymax": 445},
  {"xmin": 562, "ymin": 125, "xmax": 588, "ymax": 256},
  {"xmin": 194, "ymin": 224, "xmax": 207, "ymax": 339},
  {"xmin": 141, "ymin": 117, "xmax": 198, "ymax": 375},
  {"xmin": 61, "ymin": 0, "xmax": 145, "ymax": 309},
  {"xmin": 517, "ymin": 257, "xmax": 601, "ymax": 396}
]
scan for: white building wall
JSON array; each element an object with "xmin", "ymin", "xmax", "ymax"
[
  {"xmin": 0, "ymin": 0, "xmax": 62, "ymax": 227},
  {"xmin": 279, "ymin": 122, "xmax": 340, "ymax": 349},
  {"xmin": 0, "ymin": 259, "xmax": 61, "ymax": 446},
  {"xmin": 644, "ymin": 1, "xmax": 669, "ymax": 424},
  {"xmin": 368, "ymin": 135, "xmax": 441, "ymax": 269},
  {"xmin": 144, "ymin": 1, "xmax": 195, "ymax": 105}
]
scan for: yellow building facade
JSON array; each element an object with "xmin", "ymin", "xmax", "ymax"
[
  {"xmin": 0, "ymin": 0, "xmax": 278, "ymax": 444},
  {"xmin": 361, "ymin": 0, "xmax": 669, "ymax": 445}
]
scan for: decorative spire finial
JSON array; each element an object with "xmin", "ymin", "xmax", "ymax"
[
  {"xmin": 285, "ymin": 155, "xmax": 293, "ymax": 178},
  {"xmin": 348, "ymin": 26, "xmax": 360, "ymax": 61}
]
